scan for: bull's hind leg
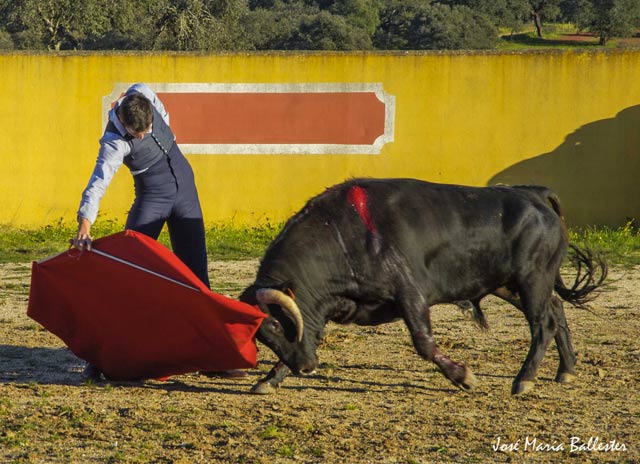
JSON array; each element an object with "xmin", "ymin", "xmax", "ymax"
[
  {"xmin": 549, "ymin": 296, "xmax": 577, "ymax": 384},
  {"xmin": 497, "ymin": 290, "xmax": 576, "ymax": 387},
  {"xmin": 402, "ymin": 296, "xmax": 476, "ymax": 390},
  {"xmin": 512, "ymin": 282, "xmax": 557, "ymax": 395}
]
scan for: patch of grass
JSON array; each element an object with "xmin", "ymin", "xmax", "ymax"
[
  {"xmin": 206, "ymin": 221, "xmax": 281, "ymax": 260},
  {"xmin": 276, "ymin": 444, "xmax": 296, "ymax": 457},
  {"xmin": 210, "ymin": 281, "xmax": 249, "ymax": 296},
  {"xmin": 0, "ymin": 219, "xmax": 122, "ymax": 263},
  {"xmin": 0, "ymin": 221, "xmax": 638, "ymax": 267},
  {"xmin": 161, "ymin": 431, "xmax": 182, "ymax": 443},
  {"xmin": 427, "ymin": 444, "xmax": 449, "ymax": 454},
  {"xmin": 498, "ymin": 31, "xmax": 606, "ymax": 50},
  {"xmin": 495, "ymin": 23, "xmax": 635, "ymax": 50},
  {"xmin": 569, "ymin": 221, "xmax": 640, "ymax": 267},
  {"xmin": 1, "ymin": 282, "xmax": 30, "ymax": 299},
  {"xmin": 105, "ymin": 451, "xmax": 128, "ymax": 463},
  {"xmin": 0, "ymin": 398, "xmax": 13, "ymax": 416},
  {"xmin": 0, "ymin": 220, "xmax": 281, "ymax": 263},
  {"xmin": 258, "ymin": 424, "xmax": 281, "ymax": 440},
  {"xmin": 0, "ymin": 429, "xmax": 28, "ymax": 448}
]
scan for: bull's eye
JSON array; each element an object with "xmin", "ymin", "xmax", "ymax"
[{"xmin": 268, "ymin": 318, "xmax": 282, "ymax": 333}]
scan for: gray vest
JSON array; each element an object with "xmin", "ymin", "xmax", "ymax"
[{"xmin": 105, "ymin": 106, "xmax": 176, "ymax": 172}]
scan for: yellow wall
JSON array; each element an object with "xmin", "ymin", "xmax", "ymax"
[{"xmin": 1, "ymin": 50, "xmax": 639, "ymax": 228}]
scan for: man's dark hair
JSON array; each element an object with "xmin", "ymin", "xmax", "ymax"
[{"xmin": 118, "ymin": 93, "xmax": 153, "ymax": 133}]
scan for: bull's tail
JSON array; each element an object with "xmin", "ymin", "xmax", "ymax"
[
  {"xmin": 546, "ymin": 191, "xmax": 608, "ymax": 308},
  {"xmin": 555, "ymin": 244, "xmax": 608, "ymax": 308},
  {"xmin": 545, "ymin": 191, "xmax": 564, "ymax": 222}
]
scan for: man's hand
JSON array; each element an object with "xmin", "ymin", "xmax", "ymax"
[{"xmin": 72, "ymin": 217, "xmax": 93, "ymax": 251}]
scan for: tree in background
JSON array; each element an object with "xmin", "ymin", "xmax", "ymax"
[
  {"xmin": 85, "ymin": 0, "xmax": 159, "ymax": 50},
  {"xmin": 373, "ymin": 0, "xmax": 497, "ymax": 50},
  {"xmin": 0, "ymin": 1, "xmax": 13, "ymax": 49},
  {"xmin": 442, "ymin": 0, "xmax": 563, "ymax": 37},
  {"xmin": 0, "ymin": 0, "xmax": 638, "ymax": 50},
  {"xmin": 241, "ymin": 0, "xmax": 376, "ymax": 50},
  {"xmin": 318, "ymin": 0, "xmax": 381, "ymax": 35},
  {"xmin": 154, "ymin": 0, "xmax": 249, "ymax": 51},
  {"xmin": 527, "ymin": 0, "xmax": 562, "ymax": 37},
  {"xmin": 0, "ymin": 0, "xmax": 250, "ymax": 51},
  {"xmin": 439, "ymin": 0, "xmax": 530, "ymax": 34},
  {"xmin": 281, "ymin": 10, "xmax": 374, "ymax": 49},
  {"xmin": 561, "ymin": 0, "xmax": 640, "ymax": 45},
  {"xmin": 0, "ymin": 0, "xmax": 113, "ymax": 50}
]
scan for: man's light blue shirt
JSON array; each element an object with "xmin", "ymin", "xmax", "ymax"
[{"xmin": 77, "ymin": 83, "xmax": 171, "ymax": 224}]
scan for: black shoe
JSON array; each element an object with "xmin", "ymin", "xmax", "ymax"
[{"xmin": 82, "ymin": 363, "xmax": 103, "ymax": 382}]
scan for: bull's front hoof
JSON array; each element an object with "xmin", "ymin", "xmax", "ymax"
[
  {"xmin": 555, "ymin": 372, "xmax": 576, "ymax": 384},
  {"xmin": 250, "ymin": 381, "xmax": 277, "ymax": 395},
  {"xmin": 511, "ymin": 380, "xmax": 535, "ymax": 395},
  {"xmin": 451, "ymin": 368, "xmax": 477, "ymax": 391},
  {"xmin": 460, "ymin": 369, "xmax": 477, "ymax": 390}
]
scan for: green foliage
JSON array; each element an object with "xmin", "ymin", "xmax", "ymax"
[
  {"xmin": 373, "ymin": 0, "xmax": 498, "ymax": 50},
  {"xmin": 276, "ymin": 444, "xmax": 296, "ymax": 457},
  {"xmin": 86, "ymin": 0, "xmax": 160, "ymax": 50},
  {"xmin": 0, "ymin": 0, "xmax": 250, "ymax": 51},
  {"xmin": 441, "ymin": 0, "xmax": 530, "ymax": 33},
  {"xmin": 322, "ymin": 0, "xmax": 381, "ymax": 35},
  {"xmin": 258, "ymin": 423, "xmax": 281, "ymax": 439},
  {"xmin": 2, "ymin": 0, "xmax": 116, "ymax": 50},
  {"xmin": 242, "ymin": 0, "xmax": 374, "ymax": 50},
  {"xmin": 1, "ymin": 0, "xmax": 638, "ymax": 50},
  {"xmin": 568, "ymin": 220, "xmax": 640, "ymax": 268},
  {"xmin": 529, "ymin": 0, "xmax": 563, "ymax": 22},
  {"xmin": 0, "ymin": 27, "xmax": 13, "ymax": 48},
  {"xmin": 152, "ymin": 0, "xmax": 250, "ymax": 51},
  {"xmin": 583, "ymin": 0, "xmax": 640, "ymax": 45},
  {"xmin": 283, "ymin": 10, "xmax": 374, "ymax": 50}
]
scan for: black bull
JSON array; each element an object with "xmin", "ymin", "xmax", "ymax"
[{"xmin": 239, "ymin": 178, "xmax": 607, "ymax": 395}]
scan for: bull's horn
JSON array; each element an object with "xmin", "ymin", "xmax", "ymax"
[{"xmin": 256, "ymin": 288, "xmax": 304, "ymax": 342}]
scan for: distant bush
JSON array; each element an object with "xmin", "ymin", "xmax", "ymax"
[{"xmin": 373, "ymin": 1, "xmax": 498, "ymax": 50}]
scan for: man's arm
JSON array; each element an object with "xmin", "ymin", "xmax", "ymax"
[{"xmin": 72, "ymin": 135, "xmax": 128, "ymax": 250}]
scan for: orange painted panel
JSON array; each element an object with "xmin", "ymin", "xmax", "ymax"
[{"xmin": 157, "ymin": 92, "xmax": 386, "ymax": 145}]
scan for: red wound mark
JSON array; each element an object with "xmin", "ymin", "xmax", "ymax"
[{"xmin": 347, "ymin": 186, "xmax": 378, "ymax": 234}]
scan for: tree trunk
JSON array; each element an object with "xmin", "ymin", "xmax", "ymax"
[{"xmin": 532, "ymin": 12, "xmax": 543, "ymax": 38}]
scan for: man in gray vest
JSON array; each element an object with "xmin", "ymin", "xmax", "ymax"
[{"xmin": 73, "ymin": 83, "xmax": 245, "ymax": 380}]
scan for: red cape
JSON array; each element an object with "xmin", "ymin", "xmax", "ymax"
[{"xmin": 27, "ymin": 230, "xmax": 265, "ymax": 381}]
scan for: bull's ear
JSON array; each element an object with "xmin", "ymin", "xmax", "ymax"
[
  {"xmin": 280, "ymin": 281, "xmax": 296, "ymax": 299},
  {"xmin": 285, "ymin": 287, "xmax": 295, "ymax": 300}
]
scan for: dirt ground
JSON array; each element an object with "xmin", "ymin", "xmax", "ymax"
[{"xmin": 1, "ymin": 259, "xmax": 638, "ymax": 463}]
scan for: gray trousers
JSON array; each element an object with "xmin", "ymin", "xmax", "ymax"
[{"xmin": 125, "ymin": 144, "xmax": 210, "ymax": 289}]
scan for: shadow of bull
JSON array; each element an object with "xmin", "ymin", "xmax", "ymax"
[{"xmin": 489, "ymin": 105, "xmax": 640, "ymax": 228}]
